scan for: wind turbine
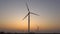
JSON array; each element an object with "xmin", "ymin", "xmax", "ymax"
[
  {"xmin": 23, "ymin": 2, "xmax": 39, "ymax": 33},
  {"xmin": 36, "ymin": 25, "xmax": 39, "ymax": 32}
]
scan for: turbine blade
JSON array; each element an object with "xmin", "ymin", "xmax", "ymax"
[
  {"xmin": 30, "ymin": 12, "xmax": 40, "ymax": 16},
  {"xmin": 26, "ymin": 2, "xmax": 30, "ymax": 12},
  {"xmin": 23, "ymin": 13, "xmax": 29, "ymax": 20}
]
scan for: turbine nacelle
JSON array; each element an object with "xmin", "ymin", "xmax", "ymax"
[{"xmin": 23, "ymin": 12, "xmax": 39, "ymax": 20}]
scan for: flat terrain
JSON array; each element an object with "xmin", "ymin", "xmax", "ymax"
[{"xmin": 0, "ymin": 32, "xmax": 60, "ymax": 34}]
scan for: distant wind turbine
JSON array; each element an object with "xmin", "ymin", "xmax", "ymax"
[
  {"xmin": 23, "ymin": 2, "xmax": 39, "ymax": 33},
  {"xmin": 36, "ymin": 25, "xmax": 39, "ymax": 32}
]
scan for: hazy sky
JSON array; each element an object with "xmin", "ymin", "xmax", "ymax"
[{"xmin": 0, "ymin": 0, "xmax": 60, "ymax": 33}]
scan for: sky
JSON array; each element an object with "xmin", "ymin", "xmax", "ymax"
[{"xmin": 0, "ymin": 0, "xmax": 60, "ymax": 33}]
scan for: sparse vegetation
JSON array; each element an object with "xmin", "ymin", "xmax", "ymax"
[{"xmin": 0, "ymin": 32, "xmax": 60, "ymax": 34}]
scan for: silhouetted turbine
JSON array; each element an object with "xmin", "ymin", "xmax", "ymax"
[{"xmin": 23, "ymin": 2, "xmax": 39, "ymax": 33}]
